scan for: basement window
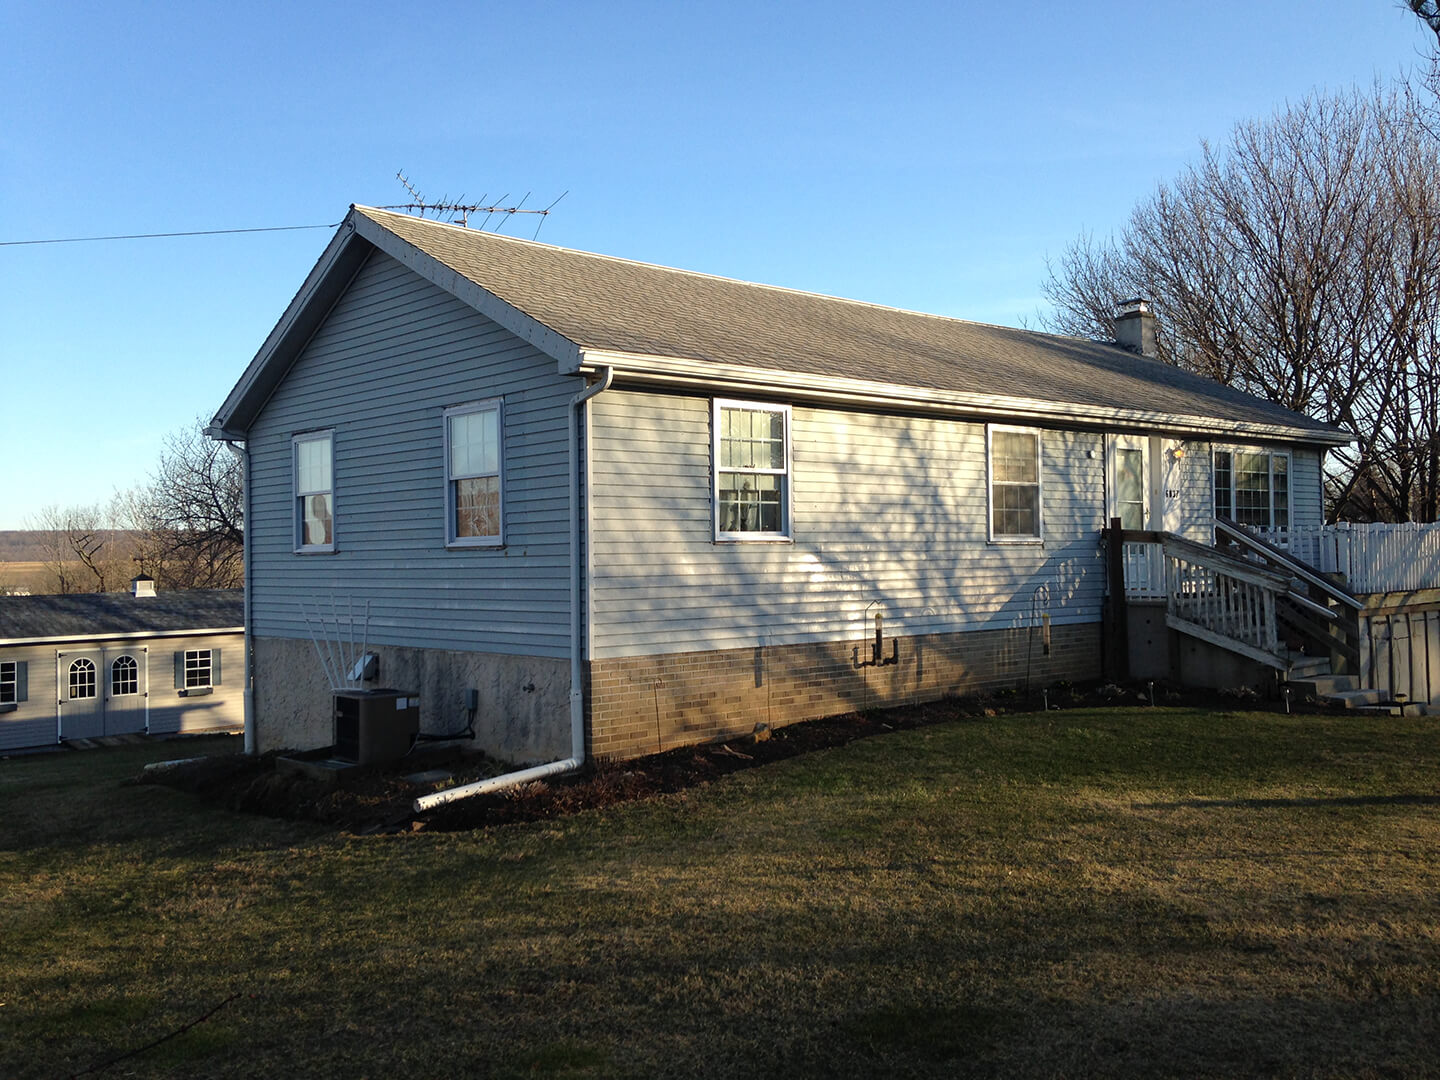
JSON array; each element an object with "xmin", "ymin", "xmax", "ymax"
[
  {"xmin": 445, "ymin": 400, "xmax": 504, "ymax": 547},
  {"xmin": 714, "ymin": 400, "xmax": 791, "ymax": 541}
]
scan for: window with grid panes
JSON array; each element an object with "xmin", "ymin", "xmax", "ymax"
[
  {"xmin": 0, "ymin": 661, "xmax": 17, "ymax": 705},
  {"xmin": 184, "ymin": 650, "xmax": 213, "ymax": 689},
  {"xmin": 988, "ymin": 426, "xmax": 1042, "ymax": 540},
  {"xmin": 69, "ymin": 658, "xmax": 96, "ymax": 699},
  {"xmin": 1214, "ymin": 449, "xmax": 1289, "ymax": 531},
  {"xmin": 714, "ymin": 401, "xmax": 790, "ymax": 539},
  {"xmin": 111, "ymin": 655, "xmax": 139, "ymax": 697}
]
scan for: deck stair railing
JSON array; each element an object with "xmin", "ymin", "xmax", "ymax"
[
  {"xmin": 1213, "ymin": 517, "xmax": 1364, "ymax": 673},
  {"xmin": 1112, "ymin": 519, "xmax": 1363, "ymax": 673}
]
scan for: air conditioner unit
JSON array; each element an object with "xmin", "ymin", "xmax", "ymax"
[{"xmin": 333, "ymin": 689, "xmax": 420, "ymax": 765}]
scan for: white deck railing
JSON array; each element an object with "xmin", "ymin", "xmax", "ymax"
[
  {"xmin": 1121, "ymin": 542, "xmax": 1166, "ymax": 599},
  {"xmin": 1255, "ymin": 521, "xmax": 1440, "ymax": 594},
  {"xmin": 1121, "ymin": 533, "xmax": 1287, "ymax": 664}
]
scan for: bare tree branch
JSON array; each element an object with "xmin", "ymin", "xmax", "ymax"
[
  {"xmin": 1041, "ymin": 87, "xmax": 1440, "ymax": 522},
  {"xmin": 115, "ymin": 419, "xmax": 244, "ymax": 590}
]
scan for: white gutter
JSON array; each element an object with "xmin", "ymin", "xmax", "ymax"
[
  {"xmin": 221, "ymin": 440, "xmax": 256, "ymax": 756},
  {"xmin": 415, "ymin": 366, "xmax": 614, "ymax": 813},
  {"xmin": 569, "ymin": 349, "xmax": 1352, "ymax": 447},
  {"xmin": 0, "ymin": 627, "xmax": 242, "ymax": 648}
]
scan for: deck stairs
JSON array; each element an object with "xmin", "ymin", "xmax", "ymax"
[{"xmin": 1113, "ymin": 517, "xmax": 1416, "ymax": 713}]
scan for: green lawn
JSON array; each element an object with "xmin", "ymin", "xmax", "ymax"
[{"xmin": 3, "ymin": 708, "xmax": 1439, "ymax": 1078}]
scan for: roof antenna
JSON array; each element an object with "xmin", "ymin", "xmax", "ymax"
[{"xmin": 383, "ymin": 171, "xmax": 564, "ymax": 234}]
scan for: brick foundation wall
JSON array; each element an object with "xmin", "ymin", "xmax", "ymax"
[{"xmin": 588, "ymin": 621, "xmax": 1101, "ymax": 759}]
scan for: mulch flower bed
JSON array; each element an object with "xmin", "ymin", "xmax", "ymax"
[{"xmin": 141, "ymin": 680, "xmax": 1330, "ymax": 834}]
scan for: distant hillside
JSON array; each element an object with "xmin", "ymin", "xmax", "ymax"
[{"xmin": 0, "ymin": 530, "xmax": 140, "ymax": 562}]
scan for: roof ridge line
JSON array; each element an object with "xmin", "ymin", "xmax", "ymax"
[{"xmin": 351, "ymin": 204, "xmax": 1055, "ymax": 340}]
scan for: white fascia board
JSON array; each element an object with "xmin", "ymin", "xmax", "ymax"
[
  {"xmin": 2, "ymin": 627, "xmax": 244, "ymax": 648},
  {"xmin": 350, "ymin": 213, "xmax": 583, "ymax": 370},
  {"xmin": 575, "ymin": 349, "xmax": 1352, "ymax": 447},
  {"xmin": 210, "ymin": 218, "xmax": 368, "ymax": 438}
]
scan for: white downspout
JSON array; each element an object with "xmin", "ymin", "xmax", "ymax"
[
  {"xmin": 222, "ymin": 440, "xmax": 256, "ymax": 756},
  {"xmin": 415, "ymin": 366, "xmax": 614, "ymax": 813}
]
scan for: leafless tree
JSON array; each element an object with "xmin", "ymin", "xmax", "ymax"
[
  {"xmin": 1043, "ymin": 88, "xmax": 1440, "ymax": 522},
  {"xmin": 1404, "ymin": 2, "xmax": 1440, "ymax": 133},
  {"xmin": 118, "ymin": 420, "xmax": 244, "ymax": 590},
  {"xmin": 27, "ymin": 504, "xmax": 135, "ymax": 593},
  {"xmin": 1408, "ymin": 2, "xmax": 1440, "ymax": 45}
]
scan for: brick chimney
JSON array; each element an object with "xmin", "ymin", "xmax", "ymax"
[{"xmin": 1115, "ymin": 298, "xmax": 1157, "ymax": 358}]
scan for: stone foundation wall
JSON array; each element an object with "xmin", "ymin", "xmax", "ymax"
[
  {"xmin": 251, "ymin": 636, "xmax": 570, "ymax": 761},
  {"xmin": 588, "ymin": 622, "xmax": 1101, "ymax": 760}
]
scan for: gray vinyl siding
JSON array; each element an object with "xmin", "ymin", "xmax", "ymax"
[
  {"xmin": 149, "ymin": 633, "xmax": 246, "ymax": 736},
  {"xmin": 246, "ymin": 250, "xmax": 580, "ymax": 658},
  {"xmin": 1204, "ymin": 441, "xmax": 1325, "ymax": 531},
  {"xmin": 1162, "ymin": 438, "xmax": 1215, "ymax": 541},
  {"xmin": 0, "ymin": 634, "xmax": 244, "ymax": 750},
  {"xmin": 0, "ymin": 645, "xmax": 55, "ymax": 750},
  {"xmin": 589, "ymin": 391, "xmax": 1109, "ymax": 659},
  {"xmin": 1291, "ymin": 447, "xmax": 1324, "ymax": 529}
]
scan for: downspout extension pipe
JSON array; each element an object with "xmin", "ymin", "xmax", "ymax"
[
  {"xmin": 221, "ymin": 440, "xmax": 256, "ymax": 757},
  {"xmin": 414, "ymin": 366, "xmax": 614, "ymax": 814}
]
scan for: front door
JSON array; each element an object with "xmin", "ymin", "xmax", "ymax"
[
  {"xmin": 1110, "ymin": 435, "xmax": 1150, "ymax": 531},
  {"xmin": 58, "ymin": 650, "xmax": 103, "ymax": 740},
  {"xmin": 103, "ymin": 647, "xmax": 147, "ymax": 735}
]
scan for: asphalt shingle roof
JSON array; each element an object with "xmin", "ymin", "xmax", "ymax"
[
  {"xmin": 353, "ymin": 206, "xmax": 1341, "ymax": 442},
  {"xmin": 0, "ymin": 590, "xmax": 243, "ymax": 642}
]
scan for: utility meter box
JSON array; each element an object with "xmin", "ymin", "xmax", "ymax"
[{"xmin": 333, "ymin": 689, "xmax": 420, "ymax": 765}]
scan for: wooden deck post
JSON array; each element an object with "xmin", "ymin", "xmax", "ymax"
[{"xmin": 1105, "ymin": 517, "xmax": 1130, "ymax": 681}]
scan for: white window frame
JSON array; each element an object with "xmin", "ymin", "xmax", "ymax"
[
  {"xmin": 712, "ymin": 399, "xmax": 793, "ymax": 542},
  {"xmin": 184, "ymin": 649, "xmax": 214, "ymax": 690},
  {"xmin": 68, "ymin": 658, "xmax": 97, "ymax": 700},
  {"xmin": 0, "ymin": 661, "xmax": 17, "ymax": 706},
  {"xmin": 293, "ymin": 430, "xmax": 336, "ymax": 553},
  {"xmin": 987, "ymin": 424, "xmax": 1044, "ymax": 543},
  {"xmin": 443, "ymin": 399, "xmax": 505, "ymax": 548},
  {"xmin": 1213, "ymin": 447, "xmax": 1291, "ymax": 532},
  {"xmin": 111, "ymin": 655, "xmax": 139, "ymax": 697}
]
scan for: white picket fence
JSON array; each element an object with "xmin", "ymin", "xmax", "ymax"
[{"xmin": 1258, "ymin": 521, "xmax": 1440, "ymax": 594}]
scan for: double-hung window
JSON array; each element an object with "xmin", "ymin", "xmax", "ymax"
[
  {"xmin": 714, "ymin": 400, "xmax": 791, "ymax": 540},
  {"xmin": 445, "ymin": 400, "xmax": 503, "ymax": 546},
  {"xmin": 1214, "ymin": 449, "xmax": 1289, "ymax": 531},
  {"xmin": 988, "ymin": 425, "xmax": 1043, "ymax": 541},
  {"xmin": 293, "ymin": 431, "xmax": 335, "ymax": 552}
]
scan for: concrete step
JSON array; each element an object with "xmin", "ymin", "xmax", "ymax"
[
  {"xmin": 1323, "ymin": 688, "xmax": 1389, "ymax": 709},
  {"xmin": 1289, "ymin": 674, "xmax": 1360, "ymax": 697},
  {"xmin": 1349, "ymin": 704, "xmax": 1404, "ymax": 716},
  {"xmin": 1286, "ymin": 656, "xmax": 1332, "ymax": 679}
]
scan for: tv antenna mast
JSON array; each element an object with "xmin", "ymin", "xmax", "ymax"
[{"xmin": 382, "ymin": 171, "xmax": 567, "ymax": 238}]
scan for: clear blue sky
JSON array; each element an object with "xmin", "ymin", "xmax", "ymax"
[{"xmin": 1, "ymin": 1, "xmax": 1433, "ymax": 529}]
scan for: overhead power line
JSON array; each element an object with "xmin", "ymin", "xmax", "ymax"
[{"xmin": 0, "ymin": 222, "xmax": 342, "ymax": 247}]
